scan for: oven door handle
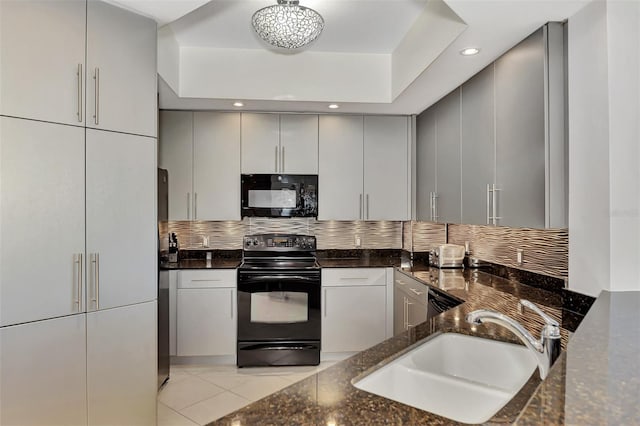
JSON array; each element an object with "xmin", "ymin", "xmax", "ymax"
[{"xmin": 240, "ymin": 275, "xmax": 319, "ymax": 282}]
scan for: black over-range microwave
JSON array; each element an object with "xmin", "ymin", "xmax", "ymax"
[{"xmin": 241, "ymin": 174, "xmax": 318, "ymax": 218}]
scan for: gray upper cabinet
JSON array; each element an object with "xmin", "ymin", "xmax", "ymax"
[
  {"xmin": 416, "ymin": 109, "xmax": 437, "ymax": 220},
  {"xmin": 461, "ymin": 64, "xmax": 495, "ymax": 225},
  {"xmin": 415, "ymin": 23, "xmax": 566, "ymax": 229},
  {"xmin": 0, "ymin": 0, "xmax": 87, "ymax": 126},
  {"xmin": 241, "ymin": 113, "xmax": 319, "ymax": 174},
  {"xmin": 495, "ymin": 28, "xmax": 546, "ymax": 228},
  {"xmin": 435, "ymin": 89, "xmax": 462, "ymax": 224},
  {"xmin": 159, "ymin": 111, "xmax": 241, "ymax": 221},
  {"xmin": 86, "ymin": 1, "xmax": 157, "ymax": 137}
]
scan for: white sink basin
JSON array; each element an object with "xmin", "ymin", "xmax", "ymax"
[{"xmin": 352, "ymin": 333, "xmax": 537, "ymax": 424}]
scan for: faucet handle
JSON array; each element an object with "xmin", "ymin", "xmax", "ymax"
[{"xmin": 518, "ymin": 300, "xmax": 560, "ymax": 328}]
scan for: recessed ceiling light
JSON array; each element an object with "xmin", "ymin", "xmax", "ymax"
[
  {"xmin": 233, "ymin": 102, "xmax": 244, "ymax": 107},
  {"xmin": 460, "ymin": 47, "xmax": 480, "ymax": 56},
  {"xmin": 328, "ymin": 104, "xmax": 339, "ymax": 109}
]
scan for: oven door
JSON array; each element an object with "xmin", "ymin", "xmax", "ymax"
[{"xmin": 237, "ymin": 269, "xmax": 321, "ymax": 342}]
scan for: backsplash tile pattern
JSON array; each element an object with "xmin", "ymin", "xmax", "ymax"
[
  {"xmin": 169, "ymin": 220, "xmax": 248, "ymax": 249},
  {"xmin": 168, "ymin": 219, "xmax": 403, "ymax": 250},
  {"xmin": 168, "ymin": 219, "xmax": 568, "ymax": 281},
  {"xmin": 410, "ymin": 221, "xmax": 447, "ymax": 252},
  {"xmin": 447, "ymin": 224, "xmax": 568, "ymax": 280}
]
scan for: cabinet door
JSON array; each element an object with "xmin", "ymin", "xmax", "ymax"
[
  {"xmin": 322, "ymin": 285, "xmax": 386, "ymax": 353},
  {"xmin": 86, "ymin": 0, "xmax": 157, "ymax": 137},
  {"xmin": 241, "ymin": 113, "xmax": 280, "ymax": 174},
  {"xmin": 86, "ymin": 129, "xmax": 156, "ymax": 311},
  {"xmin": 416, "ymin": 108, "xmax": 437, "ymax": 220},
  {"xmin": 0, "ymin": 117, "xmax": 85, "ymax": 327},
  {"xmin": 364, "ymin": 116, "xmax": 409, "ymax": 220},
  {"xmin": 177, "ymin": 288, "xmax": 236, "ymax": 356},
  {"xmin": 435, "ymin": 88, "xmax": 462, "ymax": 223},
  {"xmin": 0, "ymin": 315, "xmax": 87, "ymax": 426},
  {"xmin": 193, "ymin": 112, "xmax": 241, "ymax": 220},
  {"xmin": 280, "ymin": 114, "xmax": 319, "ymax": 174},
  {"xmin": 393, "ymin": 286, "xmax": 406, "ymax": 336},
  {"xmin": 318, "ymin": 115, "xmax": 364, "ymax": 220},
  {"xmin": 159, "ymin": 110, "xmax": 193, "ymax": 220},
  {"xmin": 0, "ymin": 0, "xmax": 86, "ymax": 126},
  {"xmin": 461, "ymin": 65, "xmax": 495, "ymax": 225},
  {"xmin": 495, "ymin": 28, "xmax": 546, "ymax": 228},
  {"xmin": 406, "ymin": 295, "xmax": 428, "ymax": 330},
  {"xmin": 87, "ymin": 301, "xmax": 157, "ymax": 426}
]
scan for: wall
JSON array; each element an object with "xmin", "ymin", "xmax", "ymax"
[{"xmin": 568, "ymin": 0, "xmax": 640, "ymax": 295}]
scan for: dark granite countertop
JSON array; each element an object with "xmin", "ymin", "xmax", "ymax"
[
  {"xmin": 212, "ymin": 264, "xmax": 611, "ymax": 425},
  {"xmin": 160, "ymin": 249, "xmax": 242, "ymax": 270},
  {"xmin": 316, "ymin": 249, "xmax": 405, "ymax": 268}
]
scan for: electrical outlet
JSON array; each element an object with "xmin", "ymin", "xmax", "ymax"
[
  {"xmin": 516, "ymin": 249, "xmax": 524, "ymax": 264},
  {"xmin": 355, "ymin": 235, "xmax": 361, "ymax": 248}
]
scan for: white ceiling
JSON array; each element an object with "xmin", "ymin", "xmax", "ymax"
[{"xmin": 109, "ymin": 0, "xmax": 591, "ymax": 115}]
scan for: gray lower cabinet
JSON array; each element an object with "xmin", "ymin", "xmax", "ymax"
[
  {"xmin": 393, "ymin": 271, "xmax": 428, "ymax": 335},
  {"xmin": 321, "ymin": 268, "xmax": 391, "ymax": 354}
]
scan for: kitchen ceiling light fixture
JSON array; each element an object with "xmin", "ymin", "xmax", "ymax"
[
  {"xmin": 460, "ymin": 47, "xmax": 480, "ymax": 56},
  {"xmin": 252, "ymin": 0, "xmax": 324, "ymax": 50},
  {"xmin": 233, "ymin": 102, "xmax": 244, "ymax": 107},
  {"xmin": 328, "ymin": 104, "xmax": 339, "ymax": 109}
]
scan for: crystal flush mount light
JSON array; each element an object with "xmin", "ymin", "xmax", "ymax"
[{"xmin": 252, "ymin": 0, "xmax": 325, "ymax": 50}]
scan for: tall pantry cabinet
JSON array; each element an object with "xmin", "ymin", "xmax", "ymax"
[{"xmin": 0, "ymin": 1, "xmax": 158, "ymax": 425}]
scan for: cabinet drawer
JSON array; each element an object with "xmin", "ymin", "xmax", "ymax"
[
  {"xmin": 394, "ymin": 271, "xmax": 428, "ymax": 301},
  {"xmin": 178, "ymin": 269, "xmax": 237, "ymax": 288},
  {"xmin": 322, "ymin": 268, "xmax": 386, "ymax": 287}
]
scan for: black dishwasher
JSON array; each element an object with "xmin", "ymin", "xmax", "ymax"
[{"xmin": 426, "ymin": 287, "xmax": 462, "ymax": 321}]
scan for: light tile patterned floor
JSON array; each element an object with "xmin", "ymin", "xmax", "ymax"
[{"xmin": 157, "ymin": 361, "xmax": 337, "ymax": 426}]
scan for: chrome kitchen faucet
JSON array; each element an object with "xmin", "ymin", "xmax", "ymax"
[{"xmin": 466, "ymin": 300, "xmax": 561, "ymax": 379}]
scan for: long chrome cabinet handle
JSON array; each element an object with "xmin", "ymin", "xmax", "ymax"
[
  {"xmin": 91, "ymin": 253, "xmax": 100, "ymax": 310},
  {"xmin": 403, "ymin": 297, "xmax": 408, "ymax": 329},
  {"xmin": 281, "ymin": 146, "xmax": 285, "ymax": 173},
  {"xmin": 324, "ymin": 288, "xmax": 327, "ymax": 317},
  {"xmin": 187, "ymin": 193, "xmax": 191, "ymax": 220},
  {"xmin": 366, "ymin": 194, "xmax": 370, "ymax": 220},
  {"xmin": 73, "ymin": 254, "xmax": 81, "ymax": 311},
  {"xmin": 77, "ymin": 64, "xmax": 83, "ymax": 122},
  {"xmin": 492, "ymin": 184, "xmax": 502, "ymax": 225},
  {"xmin": 93, "ymin": 67, "xmax": 100, "ymax": 125},
  {"xmin": 487, "ymin": 184, "xmax": 492, "ymax": 224},
  {"xmin": 194, "ymin": 192, "xmax": 198, "ymax": 220},
  {"xmin": 230, "ymin": 290, "xmax": 234, "ymax": 319},
  {"xmin": 275, "ymin": 146, "xmax": 279, "ymax": 172},
  {"xmin": 359, "ymin": 194, "xmax": 363, "ymax": 220},
  {"xmin": 432, "ymin": 193, "xmax": 439, "ymax": 221},
  {"xmin": 429, "ymin": 192, "xmax": 434, "ymax": 221}
]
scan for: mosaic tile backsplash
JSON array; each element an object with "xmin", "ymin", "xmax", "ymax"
[
  {"xmin": 168, "ymin": 219, "xmax": 568, "ymax": 280},
  {"xmin": 168, "ymin": 218, "xmax": 403, "ymax": 250},
  {"xmin": 448, "ymin": 224, "xmax": 568, "ymax": 280}
]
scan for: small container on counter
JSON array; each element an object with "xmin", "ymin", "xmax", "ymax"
[{"xmin": 168, "ymin": 233, "xmax": 179, "ymax": 263}]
